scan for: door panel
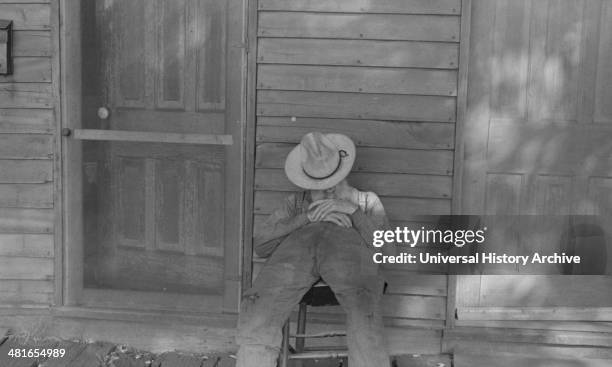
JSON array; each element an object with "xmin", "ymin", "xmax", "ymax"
[{"xmin": 459, "ymin": 0, "xmax": 612, "ymax": 307}]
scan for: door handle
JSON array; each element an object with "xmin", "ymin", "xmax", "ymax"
[{"xmin": 97, "ymin": 107, "xmax": 110, "ymax": 120}]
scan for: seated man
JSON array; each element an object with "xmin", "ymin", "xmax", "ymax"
[{"xmin": 236, "ymin": 132, "xmax": 391, "ymax": 367}]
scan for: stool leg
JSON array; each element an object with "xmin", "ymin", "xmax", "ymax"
[
  {"xmin": 296, "ymin": 302, "xmax": 307, "ymax": 352},
  {"xmin": 292, "ymin": 302, "xmax": 308, "ymax": 367},
  {"xmin": 279, "ymin": 321, "xmax": 290, "ymax": 367}
]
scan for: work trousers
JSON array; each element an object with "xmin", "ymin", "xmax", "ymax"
[{"xmin": 236, "ymin": 222, "xmax": 389, "ymax": 367}]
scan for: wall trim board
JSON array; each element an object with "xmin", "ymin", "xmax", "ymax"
[
  {"xmin": 52, "ymin": 0, "xmax": 62, "ymax": 307},
  {"xmin": 447, "ymin": 0, "xmax": 472, "ymax": 330},
  {"xmin": 451, "ymin": 0, "xmax": 471, "ymax": 215}
]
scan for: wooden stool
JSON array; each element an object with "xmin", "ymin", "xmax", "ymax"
[{"xmin": 279, "ymin": 280, "xmax": 346, "ymax": 367}]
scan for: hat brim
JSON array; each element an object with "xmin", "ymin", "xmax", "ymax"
[{"xmin": 284, "ymin": 134, "xmax": 356, "ymax": 190}]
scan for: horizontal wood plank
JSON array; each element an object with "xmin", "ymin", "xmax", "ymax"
[
  {"xmin": 258, "ymin": 65, "xmax": 457, "ymax": 96},
  {"xmin": 81, "ymin": 289, "xmax": 223, "ymax": 314},
  {"xmin": 13, "ymin": 31, "xmax": 52, "ymax": 57},
  {"xmin": 0, "ymin": 280, "xmax": 53, "ymax": 306},
  {"xmin": 447, "ymin": 327, "xmax": 612, "ymax": 348},
  {"xmin": 314, "ymin": 294, "xmax": 446, "ymax": 320},
  {"xmin": 454, "ymin": 320, "xmax": 612, "ymax": 334},
  {"xmin": 0, "ymin": 234, "xmax": 53, "ymax": 257},
  {"xmin": 0, "ymin": 208, "xmax": 54, "ymax": 233},
  {"xmin": 446, "ymin": 341, "xmax": 612, "ymax": 360},
  {"xmin": 0, "ymin": 134, "xmax": 53, "ymax": 159},
  {"xmin": 257, "ymin": 117, "xmax": 455, "ymax": 149},
  {"xmin": 0, "ymin": 4, "xmax": 50, "ymax": 30},
  {"xmin": 383, "ymin": 197, "xmax": 451, "ymax": 218},
  {"xmin": 289, "ymin": 321, "xmax": 443, "ymax": 355},
  {"xmin": 254, "ymin": 191, "xmax": 452, "ymax": 219},
  {"xmin": 258, "ymin": 38, "xmax": 459, "ymax": 69},
  {"xmin": 258, "ymin": 12, "xmax": 460, "ymax": 42},
  {"xmin": 256, "ymin": 143, "xmax": 453, "ymax": 175},
  {"xmin": 258, "ymin": 0, "xmax": 461, "ymax": 15},
  {"xmin": 0, "ymin": 84, "xmax": 53, "ymax": 109},
  {"xmin": 0, "ymin": 57, "xmax": 52, "ymax": 83},
  {"xmin": 457, "ymin": 307, "xmax": 612, "ymax": 322},
  {"xmin": 0, "ymin": 183, "xmax": 53, "ymax": 208},
  {"xmin": 0, "ymin": 291, "xmax": 53, "ymax": 305},
  {"xmin": 0, "ymin": 160, "xmax": 52, "ymax": 183},
  {"xmin": 0, "ymin": 280, "xmax": 53, "ymax": 294},
  {"xmin": 455, "ymin": 352, "xmax": 612, "ymax": 367},
  {"xmin": 254, "ymin": 169, "xmax": 452, "ymax": 197},
  {"xmin": 0, "ymin": 257, "xmax": 53, "ymax": 279},
  {"xmin": 476, "ymin": 275, "xmax": 612, "ymax": 307},
  {"xmin": 0, "ymin": 109, "xmax": 54, "ymax": 133},
  {"xmin": 383, "ymin": 272, "xmax": 447, "ymax": 296},
  {"xmin": 258, "ymin": 91, "xmax": 456, "ymax": 122}
]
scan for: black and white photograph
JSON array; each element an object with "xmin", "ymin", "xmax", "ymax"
[{"xmin": 0, "ymin": 0, "xmax": 611, "ymax": 366}]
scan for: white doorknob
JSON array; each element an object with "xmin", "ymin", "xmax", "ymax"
[{"xmin": 97, "ymin": 107, "xmax": 110, "ymax": 120}]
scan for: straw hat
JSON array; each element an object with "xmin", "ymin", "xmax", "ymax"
[{"xmin": 284, "ymin": 132, "xmax": 356, "ymax": 190}]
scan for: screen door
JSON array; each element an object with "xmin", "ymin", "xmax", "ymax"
[{"xmin": 63, "ymin": 0, "xmax": 245, "ymax": 312}]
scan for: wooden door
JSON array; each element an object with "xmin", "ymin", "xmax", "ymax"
[
  {"xmin": 67, "ymin": 0, "xmax": 245, "ymax": 313},
  {"xmin": 457, "ymin": 0, "xmax": 612, "ymax": 309}
]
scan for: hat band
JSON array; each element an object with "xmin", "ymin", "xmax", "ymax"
[{"xmin": 302, "ymin": 150, "xmax": 348, "ymax": 180}]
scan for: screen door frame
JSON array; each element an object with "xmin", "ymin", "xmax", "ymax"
[{"xmin": 59, "ymin": 0, "xmax": 249, "ymax": 314}]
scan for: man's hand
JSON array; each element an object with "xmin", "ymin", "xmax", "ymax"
[
  {"xmin": 320, "ymin": 212, "xmax": 352, "ymax": 228},
  {"xmin": 308, "ymin": 199, "xmax": 358, "ymax": 222}
]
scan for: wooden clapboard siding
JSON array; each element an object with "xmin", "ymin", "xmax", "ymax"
[
  {"xmin": 255, "ymin": 170, "xmax": 452, "ymax": 198},
  {"xmin": 258, "ymin": 65, "xmax": 458, "ymax": 96},
  {"xmin": 254, "ymin": 1, "xmax": 464, "ymax": 342},
  {"xmin": 0, "ymin": 160, "xmax": 53, "ymax": 183},
  {"xmin": 0, "ymin": 4, "xmax": 51, "ymax": 30},
  {"xmin": 258, "ymin": 38, "xmax": 459, "ymax": 69},
  {"xmin": 0, "ymin": 1, "xmax": 56, "ymax": 308},
  {"xmin": 0, "ymin": 208, "xmax": 53, "ymax": 233},
  {"xmin": 258, "ymin": 0, "xmax": 461, "ymax": 15},
  {"xmin": 0, "ymin": 84, "xmax": 53, "ymax": 109},
  {"xmin": 0, "ymin": 183, "xmax": 53, "ymax": 208},
  {"xmin": 258, "ymin": 13, "xmax": 460, "ymax": 42},
  {"xmin": 256, "ymin": 144, "xmax": 454, "ymax": 175},
  {"xmin": 257, "ymin": 117, "xmax": 455, "ymax": 150},
  {"xmin": 13, "ymin": 31, "xmax": 52, "ymax": 57},
  {"xmin": 258, "ymin": 91, "xmax": 457, "ymax": 122},
  {"xmin": 0, "ymin": 257, "xmax": 54, "ymax": 280},
  {"xmin": 0, "ymin": 234, "xmax": 54, "ymax": 257},
  {"xmin": 0, "ymin": 280, "xmax": 54, "ymax": 304},
  {"xmin": 0, "ymin": 109, "xmax": 54, "ymax": 133},
  {"xmin": 0, "ymin": 57, "xmax": 52, "ymax": 83},
  {"xmin": 0, "ymin": 134, "xmax": 53, "ymax": 158}
]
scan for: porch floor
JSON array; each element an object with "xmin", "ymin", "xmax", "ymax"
[{"xmin": 0, "ymin": 332, "xmax": 236, "ymax": 367}]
